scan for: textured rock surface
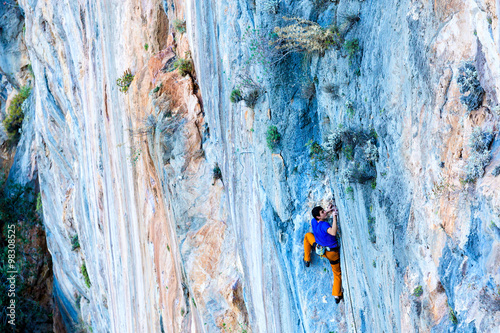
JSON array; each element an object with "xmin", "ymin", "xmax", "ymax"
[
  {"xmin": 10, "ymin": 0, "xmax": 500, "ymax": 332},
  {"xmin": 0, "ymin": 2, "xmax": 55, "ymax": 331}
]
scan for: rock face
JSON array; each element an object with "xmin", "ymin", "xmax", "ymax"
[{"xmin": 12, "ymin": 0, "xmax": 500, "ymax": 332}]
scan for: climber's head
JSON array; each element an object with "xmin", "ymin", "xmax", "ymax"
[{"xmin": 311, "ymin": 206, "xmax": 328, "ymax": 221}]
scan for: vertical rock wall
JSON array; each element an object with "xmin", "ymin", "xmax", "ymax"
[
  {"xmin": 15, "ymin": 0, "xmax": 500, "ymax": 332},
  {"xmin": 187, "ymin": 0, "xmax": 500, "ymax": 332}
]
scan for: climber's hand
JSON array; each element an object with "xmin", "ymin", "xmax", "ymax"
[{"xmin": 328, "ymin": 203, "xmax": 338, "ymax": 216}]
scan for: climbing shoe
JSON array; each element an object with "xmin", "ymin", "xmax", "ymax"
[
  {"xmin": 334, "ymin": 295, "xmax": 343, "ymax": 304},
  {"xmin": 303, "ymin": 259, "xmax": 310, "ymax": 268}
]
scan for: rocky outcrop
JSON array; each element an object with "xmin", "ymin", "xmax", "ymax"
[{"xmin": 11, "ymin": 0, "xmax": 500, "ymax": 332}]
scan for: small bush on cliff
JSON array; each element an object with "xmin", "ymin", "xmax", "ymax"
[
  {"xmin": 413, "ymin": 285, "xmax": 423, "ymax": 297},
  {"xmin": 364, "ymin": 140, "xmax": 378, "ymax": 163},
  {"xmin": 266, "ymin": 125, "xmax": 281, "ymax": 150},
  {"xmin": 243, "ymin": 89, "xmax": 261, "ymax": 108},
  {"xmin": 306, "ymin": 139, "xmax": 325, "ymax": 160},
  {"xmin": 469, "ymin": 126, "xmax": 493, "ymax": 152},
  {"xmin": 322, "ymin": 84, "xmax": 339, "ymax": 98},
  {"xmin": 152, "ymin": 83, "xmax": 162, "ymax": 94},
  {"xmin": 173, "ymin": 19, "xmax": 186, "ymax": 34},
  {"xmin": 464, "ymin": 127, "xmax": 493, "ymax": 182},
  {"xmin": 324, "ymin": 127, "xmax": 347, "ymax": 155},
  {"xmin": 230, "ymin": 88, "xmax": 243, "ymax": 103},
  {"xmin": 116, "ymin": 69, "xmax": 134, "ymax": 93},
  {"xmin": 338, "ymin": 166, "xmax": 353, "ymax": 184},
  {"xmin": 457, "ymin": 62, "xmax": 484, "ymax": 112},
  {"xmin": 367, "ymin": 217, "xmax": 376, "ymax": 243},
  {"xmin": 272, "ymin": 15, "xmax": 359, "ymax": 55},
  {"xmin": 3, "ymin": 85, "xmax": 31, "ymax": 147},
  {"xmin": 36, "ymin": 192, "xmax": 43, "ymax": 213},
  {"xmin": 272, "ymin": 17, "xmax": 342, "ymax": 54},
  {"xmin": 212, "ymin": 163, "xmax": 222, "ymax": 185},
  {"xmin": 81, "ymin": 262, "xmax": 91, "ymax": 288},
  {"xmin": 345, "ymin": 100, "xmax": 355, "ymax": 117},
  {"xmin": 449, "ymin": 305, "xmax": 458, "ymax": 324},
  {"xmin": 343, "ymin": 39, "xmax": 359, "ymax": 65},
  {"xmin": 345, "ymin": 186, "xmax": 354, "ymax": 200},
  {"xmin": 173, "ymin": 58, "xmax": 193, "ymax": 77},
  {"xmin": 492, "ymin": 165, "xmax": 500, "ymax": 177},
  {"xmin": 71, "ymin": 235, "xmax": 80, "ymax": 251}
]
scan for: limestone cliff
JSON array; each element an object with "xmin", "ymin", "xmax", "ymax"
[{"xmin": 4, "ymin": 0, "xmax": 500, "ymax": 332}]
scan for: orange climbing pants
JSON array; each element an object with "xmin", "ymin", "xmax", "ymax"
[{"xmin": 304, "ymin": 232, "xmax": 343, "ymax": 297}]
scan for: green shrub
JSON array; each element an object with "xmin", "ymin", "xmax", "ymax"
[
  {"xmin": 346, "ymin": 186, "xmax": 354, "ymax": 200},
  {"xmin": 342, "ymin": 144, "xmax": 354, "ymax": 160},
  {"xmin": 368, "ymin": 217, "xmax": 376, "ymax": 243},
  {"xmin": 464, "ymin": 127, "xmax": 493, "ymax": 182},
  {"xmin": 173, "ymin": 58, "xmax": 193, "ymax": 76},
  {"xmin": 71, "ymin": 235, "xmax": 80, "ymax": 251},
  {"xmin": 449, "ymin": 305, "xmax": 458, "ymax": 324},
  {"xmin": 371, "ymin": 179, "xmax": 377, "ymax": 189},
  {"xmin": 306, "ymin": 139, "xmax": 324, "ymax": 159},
  {"xmin": 306, "ymin": 139, "xmax": 327, "ymax": 177},
  {"xmin": 36, "ymin": 192, "xmax": 43, "ymax": 213},
  {"xmin": 76, "ymin": 294, "xmax": 82, "ymax": 309},
  {"xmin": 81, "ymin": 262, "xmax": 91, "ymax": 288},
  {"xmin": 413, "ymin": 285, "xmax": 423, "ymax": 297},
  {"xmin": 343, "ymin": 39, "xmax": 359, "ymax": 65},
  {"xmin": 230, "ymin": 89, "xmax": 242, "ymax": 103},
  {"xmin": 27, "ymin": 63, "xmax": 34, "ymax": 78},
  {"xmin": 173, "ymin": 19, "xmax": 186, "ymax": 34},
  {"xmin": 266, "ymin": 125, "xmax": 281, "ymax": 150},
  {"xmin": 364, "ymin": 140, "xmax": 379, "ymax": 163},
  {"xmin": 457, "ymin": 62, "xmax": 484, "ymax": 112},
  {"xmin": 116, "ymin": 69, "xmax": 134, "ymax": 93},
  {"xmin": 345, "ymin": 100, "xmax": 354, "ymax": 117},
  {"xmin": 212, "ymin": 163, "xmax": 222, "ymax": 185},
  {"xmin": 492, "ymin": 165, "xmax": 500, "ymax": 177},
  {"xmin": 144, "ymin": 43, "xmax": 149, "ymax": 51},
  {"xmin": 324, "ymin": 127, "xmax": 346, "ymax": 155},
  {"xmin": 152, "ymin": 83, "xmax": 163, "ymax": 94},
  {"xmin": 3, "ymin": 85, "xmax": 31, "ymax": 146}
]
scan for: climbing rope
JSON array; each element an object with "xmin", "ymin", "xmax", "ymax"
[
  {"xmin": 336, "ymin": 194, "xmax": 359, "ymax": 333},
  {"xmin": 339, "ymin": 234, "xmax": 358, "ymax": 333}
]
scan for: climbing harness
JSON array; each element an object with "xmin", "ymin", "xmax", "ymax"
[{"xmin": 315, "ymin": 244, "xmax": 326, "ymax": 256}]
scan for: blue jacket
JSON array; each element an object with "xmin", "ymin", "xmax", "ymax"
[{"xmin": 311, "ymin": 218, "xmax": 338, "ymax": 248}]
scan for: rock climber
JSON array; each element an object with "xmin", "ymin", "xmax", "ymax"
[{"xmin": 303, "ymin": 203, "xmax": 343, "ymax": 303}]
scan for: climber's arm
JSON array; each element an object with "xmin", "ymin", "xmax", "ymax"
[{"xmin": 327, "ymin": 211, "xmax": 338, "ymax": 236}]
